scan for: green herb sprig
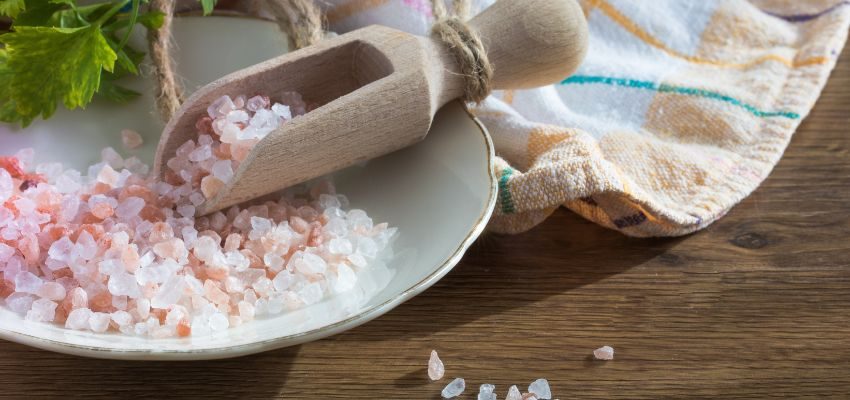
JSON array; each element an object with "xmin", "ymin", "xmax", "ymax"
[{"xmin": 0, "ymin": 0, "xmax": 217, "ymax": 127}]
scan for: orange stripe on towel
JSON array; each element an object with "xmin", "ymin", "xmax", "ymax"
[{"xmin": 586, "ymin": 0, "xmax": 829, "ymax": 69}]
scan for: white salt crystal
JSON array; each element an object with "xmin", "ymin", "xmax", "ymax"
[
  {"xmin": 209, "ymin": 312, "xmax": 229, "ymax": 331},
  {"xmin": 14, "ymin": 271, "xmax": 43, "ymax": 294},
  {"xmin": 111, "ymin": 310, "xmax": 133, "ymax": 326},
  {"xmin": 207, "ymin": 95, "xmax": 235, "ymax": 118},
  {"xmin": 26, "ymin": 298, "xmax": 57, "ymax": 322},
  {"xmin": 428, "ymin": 350, "xmax": 445, "ymax": 381},
  {"xmin": 478, "ymin": 384, "xmax": 496, "ymax": 400},
  {"xmin": 14, "ymin": 148, "xmax": 33, "ymax": 168},
  {"xmin": 442, "ymin": 378, "xmax": 465, "ymax": 399},
  {"xmin": 211, "ymin": 160, "xmax": 234, "ymax": 182},
  {"xmin": 334, "ymin": 263, "xmax": 357, "ymax": 293},
  {"xmin": 245, "ymin": 95, "xmax": 268, "ymax": 112},
  {"xmin": 226, "ymin": 110, "xmax": 250, "ymax": 123},
  {"xmin": 189, "ymin": 145, "xmax": 212, "ymax": 162},
  {"xmin": 238, "ymin": 301, "xmax": 255, "ymax": 321},
  {"xmin": 348, "ymin": 253, "xmax": 368, "ymax": 269},
  {"xmin": 121, "ymin": 129, "xmax": 143, "ymax": 149},
  {"xmin": 292, "ymin": 253, "xmax": 327, "ymax": 276},
  {"xmin": 225, "ymin": 251, "xmax": 250, "ymax": 271},
  {"xmin": 506, "ymin": 386, "xmax": 522, "ymax": 400},
  {"xmin": 48, "ymin": 236, "xmax": 74, "ymax": 263},
  {"xmin": 528, "ymin": 379, "xmax": 551, "ymax": 399},
  {"xmin": 272, "ymin": 270, "xmax": 295, "ymax": 292},
  {"xmin": 0, "ymin": 169, "xmax": 12, "ymax": 203},
  {"xmin": 89, "ymin": 312, "xmax": 111, "ymax": 333},
  {"xmin": 5, "ymin": 293, "xmax": 35, "ymax": 315},
  {"xmin": 66, "ymin": 308, "xmax": 93, "ymax": 330},
  {"xmin": 75, "ymin": 230, "xmax": 98, "ymax": 260},
  {"xmin": 356, "ymin": 237, "xmax": 378, "ymax": 258},
  {"xmin": 151, "ymin": 275, "xmax": 186, "ymax": 309},
  {"xmin": 108, "ymin": 272, "xmax": 142, "ymax": 298},
  {"xmin": 593, "ymin": 345, "xmax": 614, "ymax": 360},
  {"xmin": 271, "ymin": 103, "xmax": 292, "ymax": 120},
  {"xmin": 36, "ymin": 282, "xmax": 66, "ymax": 301},
  {"xmin": 328, "ymin": 238, "xmax": 353, "ymax": 255},
  {"xmin": 297, "ymin": 282, "xmax": 323, "ymax": 305},
  {"xmin": 137, "ymin": 298, "xmax": 151, "ymax": 320}
]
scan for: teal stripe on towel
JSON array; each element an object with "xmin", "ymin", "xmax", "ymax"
[
  {"xmin": 498, "ymin": 167, "xmax": 516, "ymax": 215},
  {"xmin": 562, "ymin": 75, "xmax": 800, "ymax": 119}
]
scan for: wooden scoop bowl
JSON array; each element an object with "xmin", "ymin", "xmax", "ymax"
[{"xmin": 154, "ymin": 0, "xmax": 589, "ymax": 215}]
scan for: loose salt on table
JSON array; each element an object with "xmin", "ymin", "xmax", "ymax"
[
  {"xmin": 121, "ymin": 129, "xmax": 143, "ymax": 150},
  {"xmin": 506, "ymin": 385, "xmax": 522, "ymax": 400},
  {"xmin": 442, "ymin": 378, "xmax": 465, "ymax": 399},
  {"xmin": 528, "ymin": 378, "xmax": 551, "ymax": 399},
  {"xmin": 0, "ymin": 92, "xmax": 397, "ymax": 338},
  {"xmin": 478, "ymin": 383, "xmax": 496, "ymax": 400},
  {"xmin": 428, "ymin": 350, "xmax": 445, "ymax": 381},
  {"xmin": 593, "ymin": 345, "xmax": 614, "ymax": 360}
]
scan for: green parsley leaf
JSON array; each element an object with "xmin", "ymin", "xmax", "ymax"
[
  {"xmin": 200, "ymin": 0, "xmax": 216, "ymax": 16},
  {"xmin": 0, "ymin": 0, "xmax": 26, "ymax": 18},
  {"xmin": 1, "ymin": 25, "xmax": 118, "ymax": 123},
  {"xmin": 13, "ymin": 0, "xmax": 63, "ymax": 26},
  {"xmin": 0, "ymin": 49, "xmax": 24, "ymax": 124},
  {"xmin": 97, "ymin": 79, "xmax": 140, "ymax": 103},
  {"xmin": 138, "ymin": 9, "xmax": 164, "ymax": 30}
]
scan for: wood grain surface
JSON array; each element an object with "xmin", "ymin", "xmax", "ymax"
[{"xmin": 0, "ymin": 36, "xmax": 848, "ymax": 400}]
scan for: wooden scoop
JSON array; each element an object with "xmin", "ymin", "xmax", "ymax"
[{"xmin": 154, "ymin": 0, "xmax": 589, "ymax": 215}]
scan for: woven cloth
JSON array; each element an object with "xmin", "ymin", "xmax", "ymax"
[{"xmin": 322, "ymin": 0, "xmax": 850, "ymax": 236}]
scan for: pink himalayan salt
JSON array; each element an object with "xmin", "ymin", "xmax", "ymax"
[
  {"xmin": 593, "ymin": 345, "xmax": 614, "ymax": 360},
  {"xmin": 0, "ymin": 92, "xmax": 396, "ymax": 338},
  {"xmin": 428, "ymin": 350, "xmax": 445, "ymax": 381},
  {"xmin": 121, "ymin": 129, "xmax": 144, "ymax": 150}
]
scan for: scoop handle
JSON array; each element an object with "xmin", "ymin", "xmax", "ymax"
[{"xmin": 468, "ymin": 0, "xmax": 588, "ymax": 89}]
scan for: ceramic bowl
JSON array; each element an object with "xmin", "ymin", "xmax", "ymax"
[{"xmin": 0, "ymin": 16, "xmax": 496, "ymax": 360}]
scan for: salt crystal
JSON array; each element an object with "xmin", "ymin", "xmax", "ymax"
[
  {"xmin": 297, "ymin": 282, "xmax": 323, "ymax": 305},
  {"xmin": 201, "ymin": 176, "xmax": 224, "ymax": 199},
  {"xmin": 121, "ymin": 129, "xmax": 144, "ymax": 149},
  {"xmin": 89, "ymin": 312, "xmax": 111, "ymax": 333},
  {"xmin": 25, "ymin": 298, "xmax": 57, "ymax": 322},
  {"xmin": 0, "ymin": 243, "xmax": 13, "ymax": 263},
  {"xmin": 226, "ymin": 110, "xmax": 249, "ymax": 123},
  {"xmin": 101, "ymin": 147, "xmax": 124, "ymax": 169},
  {"xmin": 428, "ymin": 350, "xmax": 445, "ymax": 381},
  {"xmin": 108, "ymin": 272, "xmax": 142, "ymax": 298},
  {"xmin": 14, "ymin": 271, "xmax": 43, "ymax": 294},
  {"xmin": 211, "ymin": 160, "xmax": 234, "ymax": 182},
  {"xmin": 245, "ymin": 95, "xmax": 268, "ymax": 112},
  {"xmin": 209, "ymin": 312, "xmax": 229, "ymax": 331},
  {"xmin": 6, "ymin": 293, "xmax": 35, "ymax": 314},
  {"xmin": 36, "ymin": 282, "xmax": 66, "ymax": 301},
  {"xmin": 528, "ymin": 379, "xmax": 551, "ymax": 399},
  {"xmin": 271, "ymin": 103, "xmax": 292, "ymax": 120},
  {"xmin": 0, "ymin": 169, "xmax": 12, "ymax": 203},
  {"xmin": 207, "ymin": 95, "xmax": 235, "ymax": 118},
  {"xmin": 356, "ymin": 237, "xmax": 378, "ymax": 258},
  {"xmin": 177, "ymin": 204, "xmax": 196, "ymax": 218},
  {"xmin": 506, "ymin": 385, "xmax": 522, "ymax": 400},
  {"xmin": 593, "ymin": 346, "xmax": 614, "ymax": 360},
  {"xmin": 151, "ymin": 275, "xmax": 186, "ymax": 309},
  {"xmin": 272, "ymin": 270, "xmax": 295, "ymax": 292},
  {"xmin": 328, "ymin": 238, "xmax": 353, "ymax": 255},
  {"xmin": 111, "ymin": 310, "xmax": 133, "ymax": 326},
  {"xmin": 189, "ymin": 145, "xmax": 212, "ymax": 162},
  {"xmin": 478, "ymin": 384, "xmax": 496, "ymax": 400},
  {"xmin": 292, "ymin": 253, "xmax": 327, "ymax": 276},
  {"xmin": 334, "ymin": 263, "xmax": 357, "ymax": 293},
  {"xmin": 442, "ymin": 378, "xmax": 465, "ymax": 399},
  {"xmin": 66, "ymin": 308, "xmax": 93, "ymax": 330}
]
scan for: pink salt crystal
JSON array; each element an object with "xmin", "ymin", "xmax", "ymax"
[
  {"xmin": 96, "ymin": 164, "xmax": 120, "ymax": 187},
  {"xmin": 593, "ymin": 345, "xmax": 614, "ymax": 360},
  {"xmin": 201, "ymin": 176, "xmax": 224, "ymax": 199},
  {"xmin": 207, "ymin": 95, "xmax": 235, "ymax": 118},
  {"xmin": 428, "ymin": 350, "xmax": 445, "ymax": 381},
  {"xmin": 36, "ymin": 282, "xmax": 66, "ymax": 301},
  {"xmin": 521, "ymin": 394, "xmax": 538, "ymax": 400},
  {"xmin": 121, "ymin": 129, "xmax": 144, "ymax": 150},
  {"xmin": 203, "ymin": 280, "xmax": 230, "ymax": 306}
]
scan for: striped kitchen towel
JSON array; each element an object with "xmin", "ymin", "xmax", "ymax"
[{"xmin": 322, "ymin": 0, "xmax": 850, "ymax": 236}]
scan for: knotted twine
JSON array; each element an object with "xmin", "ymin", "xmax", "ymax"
[
  {"xmin": 430, "ymin": 0, "xmax": 493, "ymax": 104},
  {"xmin": 147, "ymin": 0, "xmax": 495, "ymax": 121},
  {"xmin": 147, "ymin": 0, "xmax": 326, "ymax": 122}
]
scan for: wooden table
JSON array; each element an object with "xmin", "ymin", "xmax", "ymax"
[{"xmin": 1, "ymin": 40, "xmax": 848, "ymax": 400}]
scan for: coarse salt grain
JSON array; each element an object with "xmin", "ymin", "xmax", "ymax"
[
  {"xmin": 121, "ymin": 129, "xmax": 144, "ymax": 150},
  {"xmin": 593, "ymin": 345, "xmax": 614, "ymax": 360},
  {"xmin": 442, "ymin": 378, "xmax": 465, "ymax": 399},
  {"xmin": 528, "ymin": 378, "xmax": 552, "ymax": 399},
  {"xmin": 506, "ymin": 385, "xmax": 522, "ymax": 400},
  {"xmin": 428, "ymin": 350, "xmax": 445, "ymax": 381},
  {"xmin": 0, "ymin": 92, "xmax": 396, "ymax": 338}
]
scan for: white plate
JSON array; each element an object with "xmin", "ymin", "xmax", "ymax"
[{"xmin": 0, "ymin": 16, "xmax": 496, "ymax": 360}]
